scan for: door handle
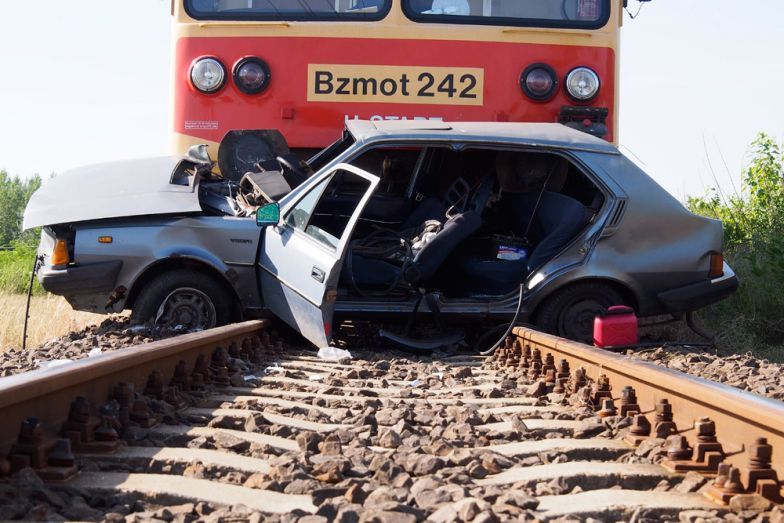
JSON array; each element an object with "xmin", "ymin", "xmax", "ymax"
[{"xmin": 311, "ymin": 266, "xmax": 325, "ymax": 283}]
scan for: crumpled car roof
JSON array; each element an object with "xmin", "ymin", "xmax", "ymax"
[{"xmin": 23, "ymin": 156, "xmax": 200, "ymax": 229}]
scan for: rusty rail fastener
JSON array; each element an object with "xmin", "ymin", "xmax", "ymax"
[
  {"xmin": 597, "ymin": 398, "xmax": 618, "ymax": 418},
  {"xmin": 591, "ymin": 374, "xmax": 612, "ymax": 408},
  {"xmin": 129, "ymin": 399, "xmax": 156, "ymax": 428},
  {"xmin": 624, "ymin": 414, "xmax": 652, "ymax": 446},
  {"xmin": 571, "ymin": 368, "xmax": 587, "ymax": 394},
  {"xmin": 193, "ymin": 354, "xmax": 212, "ymax": 386},
  {"xmin": 144, "ymin": 370, "xmax": 165, "ymax": 399},
  {"xmin": 40, "ymin": 438, "xmax": 77, "ymax": 480},
  {"xmin": 741, "ymin": 437, "xmax": 781, "ymax": 502},
  {"xmin": 211, "ymin": 347, "xmax": 232, "ymax": 387},
  {"xmin": 518, "ymin": 344, "xmax": 531, "ymax": 371},
  {"xmin": 556, "ymin": 359, "xmax": 570, "ymax": 380},
  {"xmin": 665, "ymin": 435, "xmax": 693, "ymax": 462},
  {"xmin": 528, "ymin": 360, "xmax": 542, "ymax": 379},
  {"xmin": 705, "ymin": 464, "xmax": 747, "ymax": 504},
  {"xmin": 662, "ymin": 417, "xmax": 724, "ymax": 473},
  {"xmin": 114, "ymin": 382, "xmax": 133, "ymax": 429},
  {"xmin": 619, "ymin": 386, "xmax": 641, "ymax": 417},
  {"xmin": 170, "ymin": 360, "xmax": 193, "ymax": 393},
  {"xmin": 544, "ymin": 369, "xmax": 557, "ymax": 388},
  {"xmin": 9, "ymin": 417, "xmax": 46, "ymax": 471},
  {"xmin": 542, "ymin": 353, "xmax": 556, "ymax": 375},
  {"xmin": 654, "ymin": 398, "xmax": 677, "ymax": 438}
]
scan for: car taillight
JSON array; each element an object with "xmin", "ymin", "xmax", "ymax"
[
  {"xmin": 190, "ymin": 57, "xmax": 227, "ymax": 94},
  {"xmin": 709, "ymin": 253, "xmax": 724, "ymax": 278},
  {"xmin": 233, "ymin": 57, "xmax": 271, "ymax": 95},
  {"xmin": 51, "ymin": 239, "xmax": 70, "ymax": 268},
  {"xmin": 520, "ymin": 63, "xmax": 558, "ymax": 102},
  {"xmin": 565, "ymin": 66, "xmax": 600, "ymax": 102}
]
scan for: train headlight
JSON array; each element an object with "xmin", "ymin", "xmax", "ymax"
[
  {"xmin": 190, "ymin": 57, "xmax": 226, "ymax": 94},
  {"xmin": 520, "ymin": 63, "xmax": 558, "ymax": 102},
  {"xmin": 565, "ymin": 67, "xmax": 600, "ymax": 102},
  {"xmin": 233, "ymin": 57, "xmax": 271, "ymax": 94}
]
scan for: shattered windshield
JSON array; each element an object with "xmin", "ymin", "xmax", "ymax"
[
  {"xmin": 186, "ymin": 0, "xmax": 391, "ymax": 20},
  {"xmin": 403, "ymin": 0, "xmax": 609, "ymax": 28}
]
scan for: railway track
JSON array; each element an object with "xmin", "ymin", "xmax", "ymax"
[{"xmin": 0, "ymin": 320, "xmax": 781, "ymax": 521}]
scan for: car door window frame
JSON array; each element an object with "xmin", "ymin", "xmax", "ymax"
[{"xmin": 279, "ymin": 164, "xmax": 375, "ymax": 255}]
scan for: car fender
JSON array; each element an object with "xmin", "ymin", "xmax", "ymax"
[
  {"xmin": 524, "ymin": 261, "xmax": 643, "ymax": 319},
  {"xmin": 122, "ymin": 250, "xmax": 240, "ymax": 311},
  {"xmin": 73, "ymin": 216, "xmax": 260, "ymax": 313}
]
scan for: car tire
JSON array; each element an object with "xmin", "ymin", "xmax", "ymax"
[
  {"xmin": 130, "ymin": 270, "xmax": 234, "ymax": 330},
  {"xmin": 534, "ymin": 281, "xmax": 626, "ymax": 343}
]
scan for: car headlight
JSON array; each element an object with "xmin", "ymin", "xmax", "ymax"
[
  {"xmin": 520, "ymin": 63, "xmax": 558, "ymax": 102},
  {"xmin": 190, "ymin": 57, "xmax": 226, "ymax": 94},
  {"xmin": 565, "ymin": 67, "xmax": 600, "ymax": 102},
  {"xmin": 233, "ymin": 57, "xmax": 271, "ymax": 95}
]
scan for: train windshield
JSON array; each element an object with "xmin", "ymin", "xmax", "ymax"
[
  {"xmin": 403, "ymin": 0, "xmax": 610, "ymax": 28},
  {"xmin": 186, "ymin": 0, "xmax": 391, "ymax": 21}
]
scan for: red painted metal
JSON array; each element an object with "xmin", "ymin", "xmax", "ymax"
[{"xmin": 173, "ymin": 37, "xmax": 616, "ymax": 148}]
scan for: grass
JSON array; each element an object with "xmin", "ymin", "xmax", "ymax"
[
  {"xmin": 0, "ymin": 292, "xmax": 105, "ymax": 353},
  {"xmin": 692, "ymin": 253, "xmax": 784, "ymax": 363}
]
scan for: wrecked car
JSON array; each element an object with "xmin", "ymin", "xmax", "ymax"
[{"xmin": 23, "ymin": 120, "xmax": 738, "ymax": 346}]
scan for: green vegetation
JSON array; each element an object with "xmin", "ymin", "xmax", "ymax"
[
  {"xmin": 0, "ymin": 169, "xmax": 42, "ymax": 294},
  {"xmin": 0, "ymin": 241, "xmax": 42, "ymax": 294},
  {"xmin": 687, "ymin": 133, "xmax": 784, "ymax": 361}
]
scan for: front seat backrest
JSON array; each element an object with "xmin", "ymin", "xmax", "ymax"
[{"xmin": 413, "ymin": 210, "xmax": 482, "ymax": 282}]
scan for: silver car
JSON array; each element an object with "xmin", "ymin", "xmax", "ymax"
[{"xmin": 23, "ymin": 120, "xmax": 738, "ymax": 346}]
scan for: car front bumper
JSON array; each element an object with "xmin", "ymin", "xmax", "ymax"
[
  {"xmin": 39, "ymin": 260, "xmax": 123, "ymax": 295},
  {"xmin": 657, "ymin": 262, "xmax": 739, "ymax": 312}
]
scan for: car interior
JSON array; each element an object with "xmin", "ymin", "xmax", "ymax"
[{"xmin": 312, "ymin": 145, "xmax": 606, "ymax": 300}]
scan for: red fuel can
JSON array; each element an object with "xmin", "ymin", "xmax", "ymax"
[{"xmin": 593, "ymin": 305, "xmax": 638, "ymax": 348}]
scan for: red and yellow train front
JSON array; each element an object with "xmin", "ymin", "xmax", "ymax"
[{"xmin": 171, "ymin": 0, "xmax": 621, "ymax": 155}]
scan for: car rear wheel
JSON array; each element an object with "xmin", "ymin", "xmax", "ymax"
[
  {"xmin": 534, "ymin": 281, "xmax": 626, "ymax": 343},
  {"xmin": 130, "ymin": 270, "xmax": 233, "ymax": 330}
]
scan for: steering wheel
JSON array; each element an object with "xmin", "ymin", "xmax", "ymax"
[{"xmin": 276, "ymin": 155, "xmax": 309, "ymax": 187}]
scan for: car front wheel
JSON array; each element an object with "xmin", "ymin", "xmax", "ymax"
[
  {"xmin": 534, "ymin": 281, "xmax": 626, "ymax": 344},
  {"xmin": 130, "ymin": 270, "xmax": 233, "ymax": 330}
]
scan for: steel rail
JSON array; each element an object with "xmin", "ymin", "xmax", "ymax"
[
  {"xmin": 513, "ymin": 326, "xmax": 784, "ymax": 501},
  {"xmin": 0, "ymin": 320, "xmax": 268, "ymax": 453}
]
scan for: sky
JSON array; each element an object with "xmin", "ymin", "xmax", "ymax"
[{"xmin": 0, "ymin": 0, "xmax": 782, "ymax": 201}]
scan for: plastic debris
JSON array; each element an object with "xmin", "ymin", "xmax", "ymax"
[
  {"xmin": 408, "ymin": 379, "xmax": 422, "ymax": 387},
  {"xmin": 317, "ymin": 346, "xmax": 352, "ymax": 360},
  {"xmin": 308, "ymin": 374, "xmax": 324, "ymax": 381}
]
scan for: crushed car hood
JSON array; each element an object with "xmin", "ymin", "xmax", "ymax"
[{"xmin": 23, "ymin": 157, "xmax": 201, "ymax": 229}]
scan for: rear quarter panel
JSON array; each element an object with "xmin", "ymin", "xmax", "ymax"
[{"xmin": 569, "ymin": 152, "xmax": 723, "ymax": 315}]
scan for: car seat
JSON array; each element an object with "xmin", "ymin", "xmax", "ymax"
[{"xmin": 345, "ymin": 210, "xmax": 482, "ymax": 292}]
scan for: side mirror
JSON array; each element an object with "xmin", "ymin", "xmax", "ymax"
[{"xmin": 256, "ymin": 202, "xmax": 281, "ymax": 227}]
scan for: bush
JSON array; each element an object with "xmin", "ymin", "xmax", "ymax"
[
  {"xmin": 0, "ymin": 169, "xmax": 43, "ymax": 294},
  {"xmin": 0, "ymin": 240, "xmax": 43, "ymax": 295},
  {"xmin": 687, "ymin": 133, "xmax": 784, "ymax": 359},
  {"xmin": 0, "ymin": 170, "xmax": 41, "ymax": 247}
]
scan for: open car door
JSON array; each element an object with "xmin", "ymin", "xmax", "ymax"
[{"xmin": 259, "ymin": 163, "xmax": 380, "ymax": 347}]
